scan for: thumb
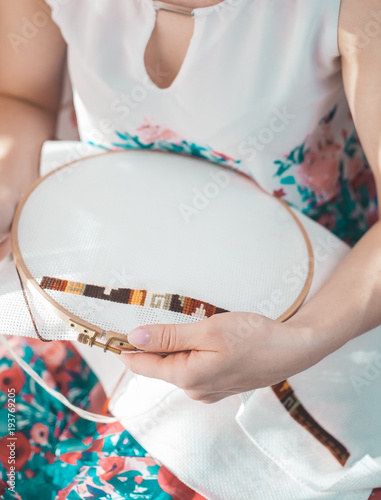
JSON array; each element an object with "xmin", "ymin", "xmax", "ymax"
[{"xmin": 127, "ymin": 322, "xmax": 199, "ymax": 353}]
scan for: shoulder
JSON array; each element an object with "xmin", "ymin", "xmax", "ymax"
[{"xmin": 338, "ymin": 0, "xmax": 381, "ymax": 58}]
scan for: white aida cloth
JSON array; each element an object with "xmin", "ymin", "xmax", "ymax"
[
  {"xmin": 106, "ymin": 235, "xmax": 381, "ymax": 499},
  {"xmin": 3, "ymin": 141, "xmax": 314, "ymax": 340},
  {"xmin": 0, "ymin": 141, "xmax": 380, "ymax": 500}
]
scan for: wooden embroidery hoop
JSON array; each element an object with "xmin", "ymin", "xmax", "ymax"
[{"xmin": 11, "ymin": 149, "xmax": 314, "ymax": 355}]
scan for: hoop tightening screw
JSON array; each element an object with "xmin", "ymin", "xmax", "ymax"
[
  {"xmin": 77, "ymin": 331, "xmax": 122, "ymax": 354},
  {"xmin": 69, "ymin": 320, "xmax": 122, "ymax": 354}
]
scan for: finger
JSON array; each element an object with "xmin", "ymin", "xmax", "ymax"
[
  {"xmin": 127, "ymin": 321, "xmax": 215, "ymax": 353},
  {"xmin": 119, "ymin": 350, "xmax": 192, "ymax": 386}
]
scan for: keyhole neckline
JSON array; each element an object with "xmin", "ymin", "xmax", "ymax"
[
  {"xmin": 141, "ymin": 0, "xmax": 245, "ymax": 92},
  {"xmin": 141, "ymin": 2, "xmax": 197, "ymax": 92}
]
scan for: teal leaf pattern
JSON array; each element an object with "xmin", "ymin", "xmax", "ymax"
[
  {"xmin": 272, "ymin": 105, "xmax": 378, "ymax": 247},
  {"xmin": 89, "ymin": 117, "xmax": 241, "ymax": 171}
]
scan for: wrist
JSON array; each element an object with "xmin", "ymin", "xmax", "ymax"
[{"xmin": 285, "ymin": 311, "xmax": 347, "ymax": 368}]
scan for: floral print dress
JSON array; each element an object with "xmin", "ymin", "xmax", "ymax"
[
  {"xmin": 0, "ymin": 336, "xmax": 205, "ymax": 500},
  {"xmin": 1, "ymin": 335, "xmax": 381, "ymax": 499}
]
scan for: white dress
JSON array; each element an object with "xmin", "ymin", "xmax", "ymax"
[{"xmin": 47, "ymin": 0, "xmax": 377, "ymax": 248}]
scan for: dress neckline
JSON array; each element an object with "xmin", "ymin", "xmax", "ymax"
[{"xmin": 141, "ymin": 0, "xmax": 246, "ymax": 18}]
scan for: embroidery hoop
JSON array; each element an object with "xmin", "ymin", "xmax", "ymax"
[
  {"xmin": 6, "ymin": 147, "xmax": 355, "ymax": 463},
  {"xmin": 11, "ymin": 149, "xmax": 314, "ymax": 355}
]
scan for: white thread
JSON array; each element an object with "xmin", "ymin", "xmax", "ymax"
[{"xmin": 0, "ymin": 335, "xmax": 119, "ymax": 424}]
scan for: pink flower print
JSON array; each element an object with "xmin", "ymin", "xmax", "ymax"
[
  {"xmin": 136, "ymin": 117, "xmax": 184, "ymax": 145},
  {"xmin": 211, "ymin": 150, "xmax": 236, "ymax": 162},
  {"xmin": 31, "ymin": 423, "xmax": 49, "ymax": 446},
  {"xmin": 297, "ymin": 141, "xmax": 341, "ymax": 202},
  {"xmin": 25, "ymin": 339, "xmax": 67, "ymax": 371},
  {"xmin": 60, "ymin": 451, "xmax": 83, "ymax": 465},
  {"xmin": 42, "ymin": 371, "xmax": 56, "ymax": 389},
  {"xmin": 65, "ymin": 347, "xmax": 84, "ymax": 374},
  {"xmin": 99, "ymin": 456, "xmax": 126, "ymax": 481},
  {"xmin": 88, "ymin": 381, "xmax": 108, "ymax": 413},
  {"xmin": 21, "ymin": 394, "xmax": 34, "ymax": 404},
  {"xmin": 351, "ymin": 169, "xmax": 377, "ymax": 200},
  {"xmin": 87, "ymin": 438, "xmax": 104, "ymax": 452},
  {"xmin": 77, "ymin": 483, "xmax": 88, "ymax": 495},
  {"xmin": 45, "ymin": 450, "xmax": 56, "ymax": 464},
  {"xmin": 317, "ymin": 214, "xmax": 336, "ymax": 232},
  {"xmin": 0, "ymin": 364, "xmax": 26, "ymax": 394},
  {"xmin": 25, "ymin": 469, "xmax": 36, "ymax": 479},
  {"xmin": 366, "ymin": 208, "xmax": 379, "ymax": 228},
  {"xmin": 96, "ymin": 420, "xmax": 125, "ymax": 437},
  {"xmin": 273, "ymin": 188, "xmax": 286, "ymax": 198},
  {"xmin": 346, "ymin": 156, "xmax": 364, "ymax": 181}
]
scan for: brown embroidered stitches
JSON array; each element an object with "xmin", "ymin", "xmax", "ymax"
[
  {"xmin": 272, "ymin": 380, "xmax": 350, "ymax": 465},
  {"xmin": 40, "ymin": 276, "xmax": 228, "ymax": 319}
]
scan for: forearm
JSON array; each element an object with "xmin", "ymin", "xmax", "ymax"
[
  {"xmin": 0, "ymin": 95, "xmax": 57, "ymax": 227},
  {"xmin": 287, "ymin": 221, "xmax": 381, "ymax": 358},
  {"xmin": 0, "ymin": 94, "xmax": 57, "ymax": 178},
  {"xmin": 287, "ymin": 0, "xmax": 381, "ymax": 363}
]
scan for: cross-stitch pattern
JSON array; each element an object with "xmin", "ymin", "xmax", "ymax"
[
  {"xmin": 40, "ymin": 276, "xmax": 351, "ymax": 467},
  {"xmin": 272, "ymin": 381, "xmax": 350, "ymax": 465},
  {"xmin": 40, "ymin": 277, "xmax": 228, "ymax": 319}
]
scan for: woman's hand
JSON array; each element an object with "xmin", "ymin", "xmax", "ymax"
[{"xmin": 118, "ymin": 312, "xmax": 328, "ymax": 404}]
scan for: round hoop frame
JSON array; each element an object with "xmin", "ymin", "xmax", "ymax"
[{"xmin": 11, "ymin": 149, "xmax": 314, "ymax": 354}]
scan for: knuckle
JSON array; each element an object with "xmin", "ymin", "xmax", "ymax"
[
  {"xmin": 160, "ymin": 324, "xmax": 178, "ymax": 352},
  {"xmin": 185, "ymin": 390, "xmax": 204, "ymax": 402}
]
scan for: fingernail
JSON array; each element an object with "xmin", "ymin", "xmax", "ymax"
[{"xmin": 128, "ymin": 328, "xmax": 151, "ymax": 346}]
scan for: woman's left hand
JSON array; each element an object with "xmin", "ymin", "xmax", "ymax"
[{"xmin": 118, "ymin": 312, "xmax": 328, "ymax": 404}]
